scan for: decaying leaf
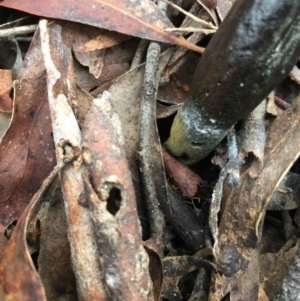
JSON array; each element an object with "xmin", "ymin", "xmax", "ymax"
[
  {"xmin": 82, "ymin": 92, "xmax": 153, "ymax": 300},
  {"xmin": 210, "ymin": 94, "xmax": 300, "ymax": 299},
  {"xmin": 40, "ymin": 19, "xmax": 107, "ymax": 300}
]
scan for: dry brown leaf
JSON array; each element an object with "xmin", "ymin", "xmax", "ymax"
[
  {"xmin": 0, "ymin": 0, "xmax": 204, "ymax": 53},
  {"xmin": 0, "ymin": 76, "xmax": 56, "ymax": 256},
  {"xmin": 0, "ymin": 164, "xmax": 63, "ymax": 301},
  {"xmin": 82, "ymin": 92, "xmax": 153, "ymax": 300},
  {"xmin": 162, "ymin": 145, "xmax": 206, "ymax": 198},
  {"xmin": 75, "ymin": 37, "xmax": 138, "ymax": 93},
  {"xmin": 75, "ymin": 30, "xmax": 131, "ymax": 52},
  {"xmin": 210, "ymin": 94, "xmax": 300, "ymax": 299}
]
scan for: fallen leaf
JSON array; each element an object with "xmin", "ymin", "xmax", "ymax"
[
  {"xmin": 0, "ymin": 76, "xmax": 56, "ymax": 256},
  {"xmin": 0, "ymin": 0, "xmax": 204, "ymax": 53},
  {"xmin": 75, "ymin": 30, "xmax": 131, "ymax": 52},
  {"xmin": 82, "ymin": 92, "xmax": 153, "ymax": 300},
  {"xmin": 0, "ymin": 164, "xmax": 62, "ymax": 301},
  {"xmin": 210, "ymin": 94, "xmax": 300, "ymax": 298}
]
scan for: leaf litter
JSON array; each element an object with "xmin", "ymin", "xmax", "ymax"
[{"xmin": 0, "ymin": 1, "xmax": 300, "ymax": 300}]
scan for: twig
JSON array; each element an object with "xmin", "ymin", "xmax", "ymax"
[
  {"xmin": 131, "ymin": 39, "xmax": 149, "ymax": 69},
  {"xmin": 137, "ymin": 41, "xmax": 166, "ymax": 256},
  {"xmin": 160, "ymin": 0, "xmax": 217, "ymax": 30},
  {"xmin": 0, "ymin": 24, "xmax": 38, "ymax": 38},
  {"xmin": 165, "ymin": 27, "xmax": 216, "ymax": 34},
  {"xmin": 137, "ymin": 0, "xmax": 169, "ymax": 257},
  {"xmin": 0, "ymin": 16, "xmax": 30, "ymax": 29}
]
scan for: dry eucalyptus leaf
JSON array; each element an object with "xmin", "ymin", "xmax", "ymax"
[
  {"xmin": 239, "ymin": 100, "xmax": 266, "ymax": 179},
  {"xmin": 0, "ymin": 0, "xmax": 204, "ymax": 53},
  {"xmin": 82, "ymin": 92, "xmax": 153, "ymax": 300},
  {"xmin": 0, "ymin": 165, "xmax": 62, "ymax": 301},
  {"xmin": 162, "ymin": 145, "xmax": 206, "ymax": 198},
  {"xmin": 0, "ymin": 76, "xmax": 56, "ymax": 256}
]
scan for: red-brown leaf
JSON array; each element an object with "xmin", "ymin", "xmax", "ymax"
[
  {"xmin": 0, "ymin": 76, "xmax": 56, "ymax": 256},
  {"xmin": 0, "ymin": 0, "xmax": 204, "ymax": 53}
]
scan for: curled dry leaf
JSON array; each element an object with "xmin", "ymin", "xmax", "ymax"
[
  {"xmin": 40, "ymin": 19, "xmax": 107, "ymax": 300},
  {"xmin": 0, "ymin": 164, "xmax": 63, "ymax": 301},
  {"xmin": 82, "ymin": 92, "xmax": 152, "ymax": 300},
  {"xmin": 0, "ymin": 0, "xmax": 204, "ymax": 53},
  {"xmin": 0, "ymin": 69, "xmax": 13, "ymax": 113}
]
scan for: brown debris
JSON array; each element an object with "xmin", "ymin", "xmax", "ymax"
[{"xmin": 162, "ymin": 145, "xmax": 206, "ymax": 198}]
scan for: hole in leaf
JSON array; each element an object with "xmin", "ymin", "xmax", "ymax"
[{"xmin": 106, "ymin": 187, "xmax": 122, "ymax": 216}]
